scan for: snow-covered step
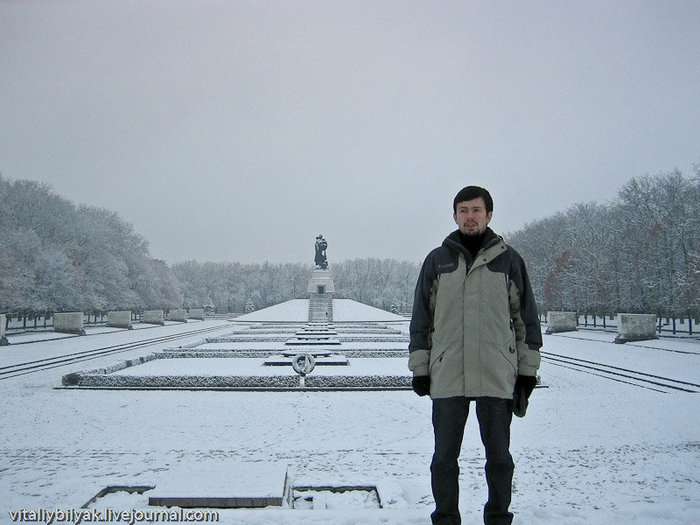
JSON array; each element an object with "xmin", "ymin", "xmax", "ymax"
[{"xmin": 148, "ymin": 462, "xmax": 290, "ymax": 508}]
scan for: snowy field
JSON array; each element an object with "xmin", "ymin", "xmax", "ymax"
[{"xmin": 1, "ymin": 320, "xmax": 699, "ymax": 524}]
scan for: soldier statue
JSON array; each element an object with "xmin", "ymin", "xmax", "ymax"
[{"xmin": 314, "ymin": 235, "xmax": 328, "ymax": 270}]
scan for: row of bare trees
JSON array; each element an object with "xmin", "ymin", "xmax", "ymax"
[{"xmin": 507, "ymin": 168, "xmax": 700, "ymax": 317}]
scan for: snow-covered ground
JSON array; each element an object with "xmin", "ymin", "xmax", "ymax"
[{"xmin": 1, "ymin": 318, "xmax": 698, "ymax": 524}]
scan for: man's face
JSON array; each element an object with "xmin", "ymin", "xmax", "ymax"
[{"xmin": 453, "ymin": 197, "xmax": 492, "ymax": 236}]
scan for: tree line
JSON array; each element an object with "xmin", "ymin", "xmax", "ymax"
[
  {"xmin": 0, "ymin": 176, "xmax": 182, "ymax": 314},
  {"xmin": 171, "ymin": 258, "xmax": 419, "ymax": 313},
  {"xmin": 2, "ymin": 168, "xmax": 697, "ymax": 319},
  {"xmin": 506, "ymin": 167, "xmax": 700, "ymax": 318},
  {"xmin": 0, "ymin": 175, "xmax": 419, "ymax": 315}
]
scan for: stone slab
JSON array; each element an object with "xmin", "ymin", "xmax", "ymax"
[
  {"xmin": 54, "ymin": 312, "xmax": 86, "ymax": 335},
  {"xmin": 148, "ymin": 462, "xmax": 289, "ymax": 508},
  {"xmin": 0, "ymin": 313, "xmax": 7, "ymax": 345},
  {"xmin": 107, "ymin": 311, "xmax": 133, "ymax": 330},
  {"xmin": 169, "ymin": 309, "xmax": 188, "ymax": 322},
  {"xmin": 296, "ymin": 330, "xmax": 338, "ymax": 336},
  {"xmin": 615, "ymin": 313, "xmax": 657, "ymax": 343},
  {"xmin": 143, "ymin": 310, "xmax": 165, "ymax": 325},
  {"xmin": 188, "ymin": 308, "xmax": 205, "ymax": 320},
  {"xmin": 546, "ymin": 311, "xmax": 578, "ymax": 334}
]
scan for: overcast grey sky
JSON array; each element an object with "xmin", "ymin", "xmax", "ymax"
[{"xmin": 1, "ymin": 0, "xmax": 698, "ymax": 265}]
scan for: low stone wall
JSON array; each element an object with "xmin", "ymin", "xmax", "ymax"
[
  {"xmin": 143, "ymin": 310, "xmax": 165, "ymax": 325},
  {"xmin": 545, "ymin": 311, "xmax": 578, "ymax": 334},
  {"xmin": 0, "ymin": 314, "xmax": 8, "ymax": 345},
  {"xmin": 54, "ymin": 312, "xmax": 86, "ymax": 335},
  {"xmin": 107, "ymin": 310, "xmax": 133, "ymax": 330},
  {"xmin": 615, "ymin": 313, "xmax": 657, "ymax": 343},
  {"xmin": 63, "ymin": 373, "xmax": 412, "ymax": 390},
  {"xmin": 188, "ymin": 308, "xmax": 204, "ymax": 320},
  {"xmin": 169, "ymin": 309, "xmax": 188, "ymax": 322}
]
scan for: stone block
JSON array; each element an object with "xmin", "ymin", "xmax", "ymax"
[
  {"xmin": 0, "ymin": 313, "xmax": 8, "ymax": 345},
  {"xmin": 169, "ymin": 309, "xmax": 188, "ymax": 322},
  {"xmin": 143, "ymin": 310, "xmax": 165, "ymax": 325},
  {"xmin": 107, "ymin": 310, "xmax": 133, "ymax": 330},
  {"xmin": 307, "ymin": 269, "xmax": 335, "ymax": 294},
  {"xmin": 615, "ymin": 313, "xmax": 657, "ymax": 343},
  {"xmin": 148, "ymin": 462, "xmax": 289, "ymax": 508},
  {"xmin": 54, "ymin": 312, "xmax": 86, "ymax": 335},
  {"xmin": 545, "ymin": 311, "xmax": 578, "ymax": 334},
  {"xmin": 188, "ymin": 308, "xmax": 204, "ymax": 320}
]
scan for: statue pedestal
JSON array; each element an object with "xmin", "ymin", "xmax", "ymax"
[
  {"xmin": 307, "ymin": 269, "xmax": 335, "ymax": 294},
  {"xmin": 308, "ymin": 270, "xmax": 334, "ymax": 322}
]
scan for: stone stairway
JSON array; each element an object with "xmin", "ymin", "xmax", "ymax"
[{"xmin": 308, "ymin": 293, "xmax": 333, "ymax": 322}]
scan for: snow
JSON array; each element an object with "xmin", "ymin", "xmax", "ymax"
[
  {"xmin": 1, "ymin": 321, "xmax": 699, "ymax": 524},
  {"xmin": 545, "ymin": 332, "xmax": 699, "ymax": 383},
  {"xmin": 330, "ymin": 300, "xmax": 407, "ymax": 322},
  {"xmin": 235, "ymin": 299, "xmax": 407, "ymax": 323},
  {"xmin": 236, "ymin": 299, "xmax": 311, "ymax": 322}
]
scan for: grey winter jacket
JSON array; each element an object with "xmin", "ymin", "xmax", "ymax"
[{"xmin": 409, "ymin": 229, "xmax": 542, "ymax": 399}]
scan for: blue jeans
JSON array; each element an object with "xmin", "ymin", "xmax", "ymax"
[{"xmin": 430, "ymin": 397, "xmax": 514, "ymax": 525}]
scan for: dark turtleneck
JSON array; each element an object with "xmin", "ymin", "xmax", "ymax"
[{"xmin": 460, "ymin": 231, "xmax": 486, "ymax": 259}]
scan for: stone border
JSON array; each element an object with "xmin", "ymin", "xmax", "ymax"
[
  {"xmin": 154, "ymin": 350, "xmax": 408, "ymax": 359},
  {"xmin": 209, "ymin": 336, "xmax": 408, "ymax": 343},
  {"xmin": 61, "ymin": 354, "xmax": 159, "ymax": 386},
  {"xmin": 62, "ymin": 374, "xmax": 411, "ymax": 389}
]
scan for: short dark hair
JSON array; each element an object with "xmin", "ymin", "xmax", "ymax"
[{"xmin": 453, "ymin": 186, "xmax": 493, "ymax": 213}]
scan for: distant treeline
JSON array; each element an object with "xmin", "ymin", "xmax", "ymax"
[
  {"xmin": 506, "ymin": 167, "xmax": 700, "ymax": 317},
  {"xmin": 2, "ymin": 168, "xmax": 698, "ymax": 317},
  {"xmin": 171, "ymin": 258, "xmax": 419, "ymax": 313}
]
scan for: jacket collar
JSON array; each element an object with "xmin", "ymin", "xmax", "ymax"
[{"xmin": 443, "ymin": 228, "xmax": 502, "ymax": 261}]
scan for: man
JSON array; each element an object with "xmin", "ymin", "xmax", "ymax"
[{"xmin": 409, "ymin": 186, "xmax": 542, "ymax": 525}]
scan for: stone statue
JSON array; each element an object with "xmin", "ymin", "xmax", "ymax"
[{"xmin": 314, "ymin": 234, "xmax": 328, "ymax": 270}]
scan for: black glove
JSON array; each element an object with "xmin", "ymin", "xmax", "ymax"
[
  {"xmin": 513, "ymin": 375, "xmax": 537, "ymax": 418},
  {"xmin": 412, "ymin": 375, "xmax": 431, "ymax": 396}
]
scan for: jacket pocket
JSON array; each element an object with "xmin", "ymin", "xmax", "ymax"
[
  {"xmin": 499, "ymin": 345, "xmax": 518, "ymax": 377},
  {"xmin": 429, "ymin": 348, "xmax": 447, "ymax": 373}
]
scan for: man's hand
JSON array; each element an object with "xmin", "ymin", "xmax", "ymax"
[
  {"xmin": 412, "ymin": 375, "xmax": 431, "ymax": 396},
  {"xmin": 513, "ymin": 375, "xmax": 537, "ymax": 417}
]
